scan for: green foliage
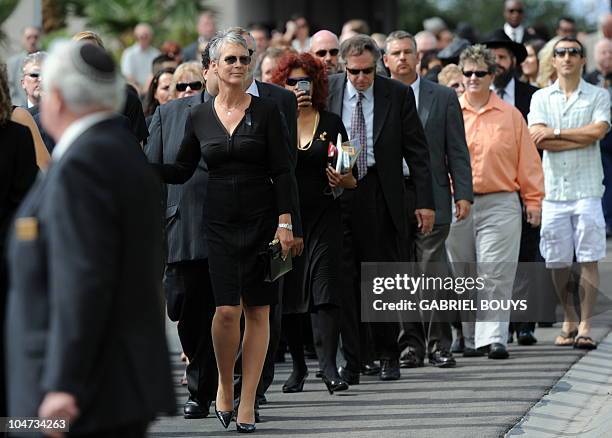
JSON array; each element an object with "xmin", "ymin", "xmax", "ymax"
[
  {"xmin": 0, "ymin": 0, "xmax": 19, "ymax": 46},
  {"xmin": 398, "ymin": 0, "xmax": 584, "ymax": 40},
  {"xmin": 60, "ymin": 0, "xmax": 212, "ymax": 47}
]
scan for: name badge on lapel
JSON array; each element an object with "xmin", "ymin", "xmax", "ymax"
[{"xmin": 15, "ymin": 217, "xmax": 38, "ymax": 241}]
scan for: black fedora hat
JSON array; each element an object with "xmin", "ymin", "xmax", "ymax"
[{"xmin": 482, "ymin": 29, "xmax": 527, "ymax": 64}]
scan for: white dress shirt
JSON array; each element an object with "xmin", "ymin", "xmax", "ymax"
[
  {"xmin": 52, "ymin": 111, "xmax": 114, "ymax": 162},
  {"xmin": 245, "ymin": 79, "xmax": 260, "ymax": 97},
  {"xmin": 503, "ymin": 23, "xmax": 525, "ymax": 43},
  {"xmin": 491, "ymin": 77, "xmax": 515, "ymax": 107},
  {"xmin": 342, "ymin": 79, "xmax": 375, "ymax": 167}
]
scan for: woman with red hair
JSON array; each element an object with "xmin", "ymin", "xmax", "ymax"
[{"xmin": 271, "ymin": 52, "xmax": 355, "ymax": 395}]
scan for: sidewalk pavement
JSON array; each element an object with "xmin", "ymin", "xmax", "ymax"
[{"xmin": 151, "ymin": 254, "xmax": 612, "ymax": 437}]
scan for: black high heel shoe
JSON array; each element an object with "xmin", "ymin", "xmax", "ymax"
[
  {"xmin": 214, "ymin": 406, "xmax": 233, "ymax": 429},
  {"xmin": 282, "ymin": 370, "xmax": 308, "ymax": 393},
  {"xmin": 321, "ymin": 375, "xmax": 349, "ymax": 394},
  {"xmin": 236, "ymin": 422, "xmax": 256, "ymax": 433}
]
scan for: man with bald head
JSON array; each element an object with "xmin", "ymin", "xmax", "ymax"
[
  {"xmin": 7, "ymin": 26, "xmax": 41, "ymax": 107},
  {"xmin": 310, "ymin": 30, "xmax": 341, "ymax": 74},
  {"xmin": 499, "ymin": 0, "xmax": 526, "ymax": 43},
  {"xmin": 120, "ymin": 22, "xmax": 160, "ymax": 92}
]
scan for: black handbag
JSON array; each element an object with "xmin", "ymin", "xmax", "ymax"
[{"xmin": 263, "ymin": 238, "xmax": 292, "ymax": 282}]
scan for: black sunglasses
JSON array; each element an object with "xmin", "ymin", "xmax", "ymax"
[
  {"xmin": 223, "ymin": 55, "xmax": 252, "ymax": 65},
  {"xmin": 176, "ymin": 81, "xmax": 203, "ymax": 92},
  {"xmin": 314, "ymin": 48, "xmax": 339, "ymax": 57},
  {"xmin": 346, "ymin": 66, "xmax": 375, "ymax": 75},
  {"xmin": 507, "ymin": 8, "xmax": 523, "ymax": 13},
  {"xmin": 553, "ymin": 47, "xmax": 583, "ymax": 58},
  {"xmin": 25, "ymin": 72, "xmax": 40, "ymax": 79},
  {"xmin": 286, "ymin": 76, "xmax": 311, "ymax": 86},
  {"xmin": 462, "ymin": 70, "xmax": 490, "ymax": 78}
]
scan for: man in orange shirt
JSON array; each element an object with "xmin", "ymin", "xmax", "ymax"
[{"xmin": 445, "ymin": 44, "xmax": 544, "ymax": 359}]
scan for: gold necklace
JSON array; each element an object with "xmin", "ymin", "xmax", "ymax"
[{"xmin": 297, "ymin": 111, "xmax": 319, "ymax": 151}]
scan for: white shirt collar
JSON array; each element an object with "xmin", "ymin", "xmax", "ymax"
[
  {"xmin": 246, "ymin": 79, "xmax": 259, "ymax": 97},
  {"xmin": 52, "ymin": 111, "xmax": 114, "ymax": 162},
  {"xmin": 503, "ymin": 23, "xmax": 524, "ymax": 42},
  {"xmin": 346, "ymin": 78, "xmax": 374, "ymax": 101}
]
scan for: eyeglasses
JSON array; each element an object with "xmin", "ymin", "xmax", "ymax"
[
  {"xmin": 507, "ymin": 8, "xmax": 523, "ymax": 13},
  {"xmin": 286, "ymin": 76, "xmax": 311, "ymax": 86},
  {"xmin": 553, "ymin": 47, "xmax": 583, "ymax": 58},
  {"xmin": 462, "ymin": 70, "xmax": 490, "ymax": 78},
  {"xmin": 223, "ymin": 55, "xmax": 251, "ymax": 65},
  {"xmin": 346, "ymin": 66, "xmax": 375, "ymax": 75},
  {"xmin": 314, "ymin": 48, "xmax": 339, "ymax": 58},
  {"xmin": 25, "ymin": 72, "xmax": 40, "ymax": 79},
  {"xmin": 176, "ymin": 81, "xmax": 203, "ymax": 92}
]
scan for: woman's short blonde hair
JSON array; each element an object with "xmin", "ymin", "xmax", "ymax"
[
  {"xmin": 170, "ymin": 62, "xmax": 204, "ymax": 98},
  {"xmin": 459, "ymin": 44, "xmax": 496, "ymax": 73},
  {"xmin": 438, "ymin": 64, "xmax": 462, "ymax": 86}
]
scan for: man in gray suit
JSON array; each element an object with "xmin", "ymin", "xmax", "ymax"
[
  {"xmin": 6, "ymin": 41, "xmax": 174, "ymax": 437},
  {"xmin": 383, "ymin": 31, "xmax": 473, "ymax": 368}
]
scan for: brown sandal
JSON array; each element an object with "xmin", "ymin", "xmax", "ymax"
[
  {"xmin": 554, "ymin": 329, "xmax": 578, "ymax": 346},
  {"xmin": 573, "ymin": 336, "xmax": 597, "ymax": 350}
]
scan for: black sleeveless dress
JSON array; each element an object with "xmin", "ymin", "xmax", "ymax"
[
  {"xmin": 157, "ymin": 96, "xmax": 299, "ymax": 307},
  {"xmin": 282, "ymin": 110, "xmax": 348, "ymax": 314}
]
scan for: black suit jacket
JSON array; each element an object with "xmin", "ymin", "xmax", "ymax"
[
  {"xmin": 6, "ymin": 118, "xmax": 175, "ymax": 434},
  {"xmin": 514, "ymin": 78, "xmax": 538, "ymax": 121},
  {"xmin": 327, "ymin": 74, "xmax": 434, "ymax": 236},
  {"xmin": 418, "ymin": 78, "xmax": 473, "ymax": 225},
  {"xmin": 0, "ymin": 121, "xmax": 38, "ymax": 255}
]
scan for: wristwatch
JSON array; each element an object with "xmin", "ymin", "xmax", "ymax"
[
  {"xmin": 278, "ymin": 223, "xmax": 293, "ymax": 231},
  {"xmin": 553, "ymin": 128, "xmax": 561, "ymax": 138}
]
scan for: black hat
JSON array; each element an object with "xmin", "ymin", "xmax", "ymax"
[
  {"xmin": 71, "ymin": 42, "xmax": 117, "ymax": 83},
  {"xmin": 482, "ymin": 29, "xmax": 527, "ymax": 64}
]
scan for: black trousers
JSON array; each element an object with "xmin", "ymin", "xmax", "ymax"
[
  {"xmin": 339, "ymin": 170, "xmax": 403, "ymax": 364},
  {"xmin": 0, "ymin": 258, "xmax": 7, "ymax": 418},
  {"xmin": 165, "ymin": 260, "xmax": 217, "ymax": 403}
]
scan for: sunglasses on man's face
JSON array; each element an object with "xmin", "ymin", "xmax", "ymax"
[
  {"xmin": 462, "ymin": 70, "xmax": 489, "ymax": 78},
  {"xmin": 25, "ymin": 72, "xmax": 40, "ymax": 79},
  {"xmin": 507, "ymin": 8, "xmax": 523, "ymax": 14},
  {"xmin": 176, "ymin": 81, "xmax": 203, "ymax": 92},
  {"xmin": 553, "ymin": 47, "xmax": 583, "ymax": 58},
  {"xmin": 346, "ymin": 66, "xmax": 375, "ymax": 75},
  {"xmin": 285, "ymin": 76, "xmax": 311, "ymax": 86},
  {"xmin": 314, "ymin": 48, "xmax": 339, "ymax": 58},
  {"xmin": 223, "ymin": 55, "xmax": 252, "ymax": 65}
]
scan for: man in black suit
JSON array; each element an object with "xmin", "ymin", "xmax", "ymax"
[
  {"xmin": 328, "ymin": 35, "xmax": 434, "ymax": 382},
  {"xmin": 497, "ymin": 0, "xmax": 527, "ymax": 43},
  {"xmin": 383, "ymin": 31, "xmax": 473, "ymax": 369},
  {"xmin": 145, "ymin": 43, "xmax": 218, "ymax": 419},
  {"xmin": 6, "ymin": 41, "xmax": 174, "ymax": 437},
  {"xmin": 484, "ymin": 33, "xmax": 541, "ymax": 345}
]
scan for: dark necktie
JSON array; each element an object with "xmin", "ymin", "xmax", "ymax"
[
  {"xmin": 351, "ymin": 92, "xmax": 367, "ymax": 179},
  {"xmin": 496, "ymin": 88, "xmax": 505, "ymax": 99}
]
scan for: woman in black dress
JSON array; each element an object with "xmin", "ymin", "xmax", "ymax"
[
  {"xmin": 271, "ymin": 52, "xmax": 356, "ymax": 394},
  {"xmin": 154, "ymin": 31, "xmax": 298, "ymax": 433}
]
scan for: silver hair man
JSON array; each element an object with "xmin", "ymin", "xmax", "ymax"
[
  {"xmin": 42, "ymin": 40, "xmax": 125, "ymax": 115},
  {"xmin": 339, "ymin": 34, "xmax": 381, "ymax": 65}
]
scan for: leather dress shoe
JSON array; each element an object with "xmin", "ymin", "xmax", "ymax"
[
  {"xmin": 361, "ymin": 361, "xmax": 380, "ymax": 376},
  {"xmin": 463, "ymin": 346, "xmax": 487, "ymax": 357},
  {"xmin": 282, "ymin": 369, "xmax": 308, "ymax": 393},
  {"xmin": 184, "ymin": 396, "xmax": 210, "ymax": 419},
  {"xmin": 338, "ymin": 366, "xmax": 360, "ymax": 385},
  {"xmin": 379, "ymin": 359, "xmax": 401, "ymax": 381},
  {"xmin": 517, "ymin": 330, "xmax": 537, "ymax": 346},
  {"xmin": 322, "ymin": 375, "xmax": 349, "ymax": 394},
  {"xmin": 399, "ymin": 350, "xmax": 424, "ymax": 368},
  {"xmin": 488, "ymin": 343, "xmax": 509, "ymax": 359},
  {"xmin": 429, "ymin": 350, "xmax": 456, "ymax": 368}
]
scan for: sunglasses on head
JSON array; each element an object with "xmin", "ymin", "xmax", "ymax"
[
  {"xmin": 553, "ymin": 47, "xmax": 583, "ymax": 57},
  {"xmin": 286, "ymin": 76, "xmax": 311, "ymax": 86},
  {"xmin": 25, "ymin": 72, "xmax": 40, "ymax": 79},
  {"xmin": 223, "ymin": 55, "xmax": 251, "ymax": 65},
  {"xmin": 314, "ymin": 48, "xmax": 339, "ymax": 57},
  {"xmin": 176, "ymin": 81, "xmax": 203, "ymax": 92},
  {"xmin": 346, "ymin": 66, "xmax": 375, "ymax": 75},
  {"xmin": 462, "ymin": 70, "xmax": 489, "ymax": 78}
]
